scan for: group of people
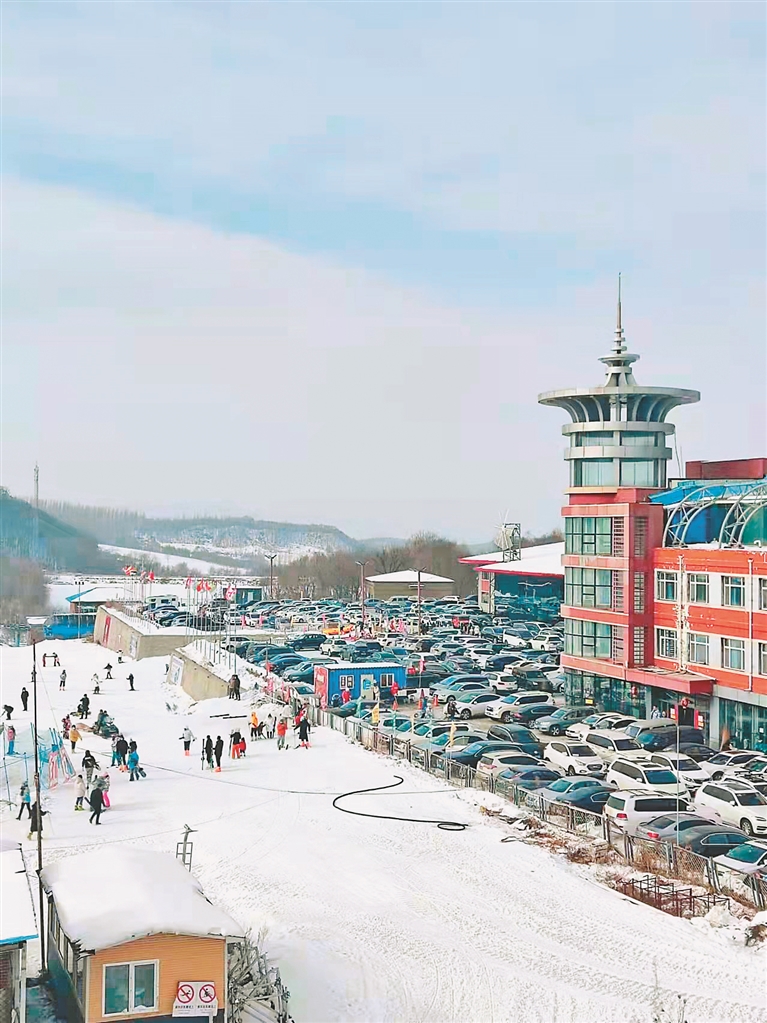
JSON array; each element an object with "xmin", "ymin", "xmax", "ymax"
[
  {"xmin": 249, "ymin": 709, "xmax": 276, "ymax": 740},
  {"xmin": 42, "ymin": 652, "xmax": 61, "ymax": 667}
]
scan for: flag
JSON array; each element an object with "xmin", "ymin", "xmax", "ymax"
[
  {"xmin": 148, "ymin": 571, "xmax": 155, "ymax": 582},
  {"xmin": 196, "ymin": 580, "xmax": 204, "ymax": 592},
  {"xmin": 371, "ymin": 702, "xmax": 380, "ymax": 726},
  {"xmin": 185, "ymin": 576, "xmax": 193, "ymax": 589},
  {"xmin": 204, "ymin": 580, "xmax": 212, "ymax": 592}
]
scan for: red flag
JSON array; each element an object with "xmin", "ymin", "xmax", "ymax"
[
  {"xmin": 148, "ymin": 570, "xmax": 155, "ymax": 582},
  {"xmin": 204, "ymin": 580, "xmax": 212, "ymax": 592},
  {"xmin": 196, "ymin": 580, "xmax": 204, "ymax": 592},
  {"xmin": 185, "ymin": 576, "xmax": 192, "ymax": 588}
]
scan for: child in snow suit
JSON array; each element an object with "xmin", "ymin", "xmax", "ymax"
[
  {"xmin": 74, "ymin": 775, "xmax": 86, "ymax": 810},
  {"xmin": 6, "ymin": 724, "xmax": 16, "ymax": 755},
  {"xmin": 276, "ymin": 718, "xmax": 288, "ymax": 750},
  {"xmin": 127, "ymin": 750, "xmax": 141, "ymax": 781},
  {"xmin": 94, "ymin": 771, "xmax": 111, "ymax": 807},
  {"xmin": 17, "ymin": 781, "xmax": 31, "ymax": 819},
  {"xmin": 69, "ymin": 724, "xmax": 81, "ymax": 752}
]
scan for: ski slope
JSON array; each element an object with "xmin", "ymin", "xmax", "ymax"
[{"xmin": 1, "ymin": 640, "xmax": 764, "ymax": 1023}]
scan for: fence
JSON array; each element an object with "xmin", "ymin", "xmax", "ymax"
[
  {"xmin": 312, "ymin": 704, "xmax": 767, "ymax": 913},
  {"xmin": 0, "ymin": 726, "xmax": 74, "ymax": 808}
]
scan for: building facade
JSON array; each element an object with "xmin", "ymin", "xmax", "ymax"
[{"xmin": 539, "ymin": 292, "xmax": 767, "ymax": 750}]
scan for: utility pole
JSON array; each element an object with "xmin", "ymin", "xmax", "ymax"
[
  {"xmin": 356, "ymin": 561, "xmax": 368, "ymax": 636},
  {"xmin": 266, "ymin": 555, "xmax": 277, "ymax": 601},
  {"xmin": 417, "ymin": 568, "xmax": 423, "ymax": 636},
  {"xmin": 31, "ymin": 642, "xmax": 45, "ymax": 969}
]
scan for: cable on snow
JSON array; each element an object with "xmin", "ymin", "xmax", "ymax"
[{"xmin": 332, "ymin": 775, "xmax": 468, "ymax": 831}]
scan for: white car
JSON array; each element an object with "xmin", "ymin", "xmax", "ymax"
[
  {"xmin": 647, "ymin": 752, "xmax": 709, "ymax": 791},
  {"xmin": 450, "ymin": 691, "xmax": 500, "ymax": 719},
  {"xmin": 503, "ymin": 632, "xmax": 529, "ymax": 649},
  {"xmin": 584, "ymin": 730, "xmax": 646, "ymax": 763},
  {"xmin": 713, "ymin": 840, "xmax": 767, "ymax": 876},
  {"xmin": 605, "ymin": 758, "xmax": 687, "ymax": 796},
  {"xmin": 566, "ymin": 714, "xmax": 637, "ymax": 741},
  {"xmin": 543, "ymin": 741, "xmax": 606, "ymax": 777},
  {"xmin": 698, "ymin": 751, "xmax": 764, "ymax": 780},
  {"xmin": 604, "ymin": 791, "xmax": 691, "ymax": 835},
  {"xmin": 693, "ymin": 780, "xmax": 767, "ymax": 837},
  {"xmin": 475, "ymin": 751, "xmax": 546, "ymax": 778},
  {"xmin": 484, "ymin": 693, "xmax": 555, "ymax": 722}
]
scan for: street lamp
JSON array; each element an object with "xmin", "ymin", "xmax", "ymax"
[
  {"xmin": 355, "ymin": 561, "xmax": 368, "ymax": 636},
  {"xmin": 266, "ymin": 554, "xmax": 277, "ymax": 601},
  {"xmin": 417, "ymin": 567, "xmax": 424, "ymax": 637}
]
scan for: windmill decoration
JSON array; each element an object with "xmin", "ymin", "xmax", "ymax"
[{"xmin": 495, "ymin": 521, "xmax": 521, "ymax": 562}]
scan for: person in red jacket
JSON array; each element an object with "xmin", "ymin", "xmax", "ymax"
[{"xmin": 276, "ymin": 718, "xmax": 288, "ymax": 751}]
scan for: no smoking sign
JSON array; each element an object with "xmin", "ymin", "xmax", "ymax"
[{"xmin": 173, "ymin": 981, "xmax": 218, "ymax": 1017}]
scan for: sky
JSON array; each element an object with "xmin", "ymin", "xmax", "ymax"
[{"xmin": 2, "ymin": 1, "xmax": 765, "ymax": 543}]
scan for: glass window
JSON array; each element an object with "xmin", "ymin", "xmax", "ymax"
[
  {"xmin": 688, "ymin": 633, "xmax": 710, "ymax": 666},
  {"xmin": 656, "ymin": 571, "xmax": 678, "ymax": 602},
  {"xmin": 722, "ymin": 576, "xmax": 745, "ymax": 607},
  {"xmin": 621, "ymin": 432, "xmax": 660, "ymax": 447},
  {"xmin": 722, "ymin": 637, "xmax": 745, "ymax": 671},
  {"xmin": 620, "ymin": 460, "xmax": 658, "ymax": 487},
  {"xmin": 633, "ymin": 573, "xmax": 646, "ymax": 613},
  {"xmin": 564, "ymin": 516, "xmax": 614, "ymax": 555},
  {"xmin": 573, "ymin": 431, "xmax": 615, "ymax": 446},
  {"xmin": 132, "ymin": 965, "xmax": 156, "ymax": 1012},
  {"xmin": 577, "ymin": 459, "xmax": 618, "ymax": 487},
  {"xmin": 564, "ymin": 619, "xmax": 612, "ymax": 659},
  {"xmin": 104, "ymin": 965, "xmax": 130, "ymax": 1016},
  {"xmin": 687, "ymin": 574, "xmax": 709, "ymax": 604},
  {"xmin": 656, "ymin": 628, "xmax": 678, "ymax": 660},
  {"xmin": 760, "ymin": 577, "xmax": 767, "ymax": 611},
  {"xmin": 759, "ymin": 643, "xmax": 767, "ymax": 677},
  {"xmin": 565, "ymin": 568, "xmax": 613, "ymax": 608}
]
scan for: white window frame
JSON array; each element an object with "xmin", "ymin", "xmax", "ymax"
[
  {"xmin": 339, "ymin": 675, "xmax": 355, "ymax": 690},
  {"xmin": 655, "ymin": 571, "xmax": 678, "ymax": 602},
  {"xmin": 687, "ymin": 573, "xmax": 709, "ymax": 605},
  {"xmin": 655, "ymin": 627, "xmax": 678, "ymax": 660},
  {"xmin": 103, "ymin": 960, "xmax": 159, "ymax": 1016},
  {"xmin": 721, "ymin": 637, "xmax": 746, "ymax": 672},
  {"xmin": 380, "ymin": 673, "xmax": 395, "ymax": 686},
  {"xmin": 722, "ymin": 575, "xmax": 746, "ymax": 608},
  {"xmin": 687, "ymin": 632, "xmax": 710, "ymax": 666},
  {"xmin": 760, "ymin": 577, "xmax": 767, "ymax": 611},
  {"xmin": 758, "ymin": 642, "xmax": 767, "ymax": 677}
]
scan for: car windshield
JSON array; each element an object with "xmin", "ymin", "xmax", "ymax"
[
  {"xmin": 569, "ymin": 746, "xmax": 594, "ymax": 757},
  {"xmin": 676, "ymin": 758, "xmax": 699, "ymax": 772},
  {"xmin": 644, "ymin": 770, "xmax": 678, "ymax": 784},
  {"xmin": 736, "ymin": 792, "xmax": 767, "ymax": 806},
  {"xmin": 549, "ymin": 779, "xmax": 571, "ymax": 791},
  {"xmin": 615, "ymin": 739, "xmax": 640, "ymax": 750},
  {"xmin": 723, "ymin": 844, "xmax": 767, "ymax": 863}
]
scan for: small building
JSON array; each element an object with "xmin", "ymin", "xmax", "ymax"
[
  {"xmin": 460, "ymin": 543, "xmax": 564, "ymax": 615},
  {"xmin": 41, "ymin": 848, "xmax": 244, "ymax": 1023},
  {"xmin": 365, "ymin": 570, "xmax": 454, "ymax": 601},
  {"xmin": 0, "ymin": 841, "xmax": 38, "ymax": 1023},
  {"xmin": 314, "ymin": 661, "xmax": 407, "ymax": 706}
]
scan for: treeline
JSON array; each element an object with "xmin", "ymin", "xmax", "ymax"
[{"xmin": 0, "ymin": 557, "xmax": 50, "ymax": 624}]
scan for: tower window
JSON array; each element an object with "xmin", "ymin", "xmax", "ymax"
[
  {"xmin": 576, "ymin": 460, "xmax": 618, "ymax": 487},
  {"xmin": 620, "ymin": 460, "xmax": 658, "ymax": 487}
]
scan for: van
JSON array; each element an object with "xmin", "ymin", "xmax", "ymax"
[
  {"xmin": 623, "ymin": 718, "xmax": 677, "ymax": 740},
  {"xmin": 604, "ymin": 791, "xmax": 691, "ymax": 835}
]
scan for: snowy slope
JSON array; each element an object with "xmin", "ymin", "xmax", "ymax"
[
  {"xmin": 99, "ymin": 544, "xmax": 245, "ymax": 575},
  {"xmin": 0, "ymin": 641, "xmax": 764, "ymax": 1023}
]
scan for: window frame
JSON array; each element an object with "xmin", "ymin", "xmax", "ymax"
[
  {"xmin": 687, "ymin": 573, "xmax": 709, "ymax": 605},
  {"xmin": 103, "ymin": 960, "xmax": 159, "ymax": 1017},
  {"xmin": 687, "ymin": 632, "xmax": 710, "ymax": 666},
  {"xmin": 722, "ymin": 575, "xmax": 746, "ymax": 608},
  {"xmin": 721, "ymin": 637, "xmax": 746, "ymax": 672},
  {"xmin": 655, "ymin": 570, "xmax": 678, "ymax": 603},
  {"xmin": 759, "ymin": 577, "xmax": 767, "ymax": 611},
  {"xmin": 759, "ymin": 642, "xmax": 767, "ymax": 678},
  {"xmin": 655, "ymin": 627, "xmax": 678, "ymax": 661}
]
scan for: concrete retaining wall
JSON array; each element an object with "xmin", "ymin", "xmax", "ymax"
[{"xmin": 169, "ymin": 652, "xmax": 230, "ymax": 702}]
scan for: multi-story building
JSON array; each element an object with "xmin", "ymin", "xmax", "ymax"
[{"xmin": 539, "ymin": 294, "xmax": 767, "ymax": 750}]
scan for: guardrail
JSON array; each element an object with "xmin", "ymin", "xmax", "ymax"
[{"xmin": 312, "ymin": 705, "xmax": 766, "ymax": 913}]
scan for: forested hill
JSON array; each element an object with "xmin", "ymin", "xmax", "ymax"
[{"xmin": 0, "ymin": 490, "xmax": 117, "ymax": 571}]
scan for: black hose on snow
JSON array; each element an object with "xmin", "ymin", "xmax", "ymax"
[{"xmin": 332, "ymin": 774, "xmax": 468, "ymax": 831}]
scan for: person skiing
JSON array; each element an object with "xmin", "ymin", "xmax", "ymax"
[
  {"xmin": 3, "ymin": 704, "xmax": 13, "ymax": 722},
  {"xmin": 91, "ymin": 673, "xmax": 100, "ymax": 693},
  {"xmin": 127, "ymin": 748, "xmax": 141, "ymax": 781},
  {"xmin": 88, "ymin": 785, "xmax": 104, "ymax": 825},
  {"xmin": 59, "ymin": 669, "xmax": 66, "ymax": 690},
  {"xmin": 204, "ymin": 735, "xmax": 214, "ymax": 769},
  {"xmin": 6, "ymin": 724, "xmax": 16, "ymax": 756},
  {"xmin": 28, "ymin": 799, "xmax": 46, "ymax": 841},
  {"xmin": 297, "ymin": 716, "xmax": 311, "ymax": 749},
  {"xmin": 213, "ymin": 736, "xmax": 224, "ymax": 771},
  {"xmin": 69, "ymin": 724, "xmax": 81, "ymax": 752},
  {"xmin": 115, "ymin": 735, "xmax": 128, "ymax": 770},
  {"xmin": 180, "ymin": 726, "xmax": 195, "ymax": 756},
  {"xmin": 127, "ymin": 673, "xmax": 135, "ymax": 691},
  {"xmin": 276, "ymin": 717, "xmax": 288, "ymax": 751},
  {"xmin": 20, "ymin": 686, "xmax": 29, "ymax": 712},
  {"xmin": 103, "ymin": 663, "xmax": 113, "ymax": 680},
  {"xmin": 81, "ymin": 750, "xmax": 98, "ymax": 790},
  {"xmin": 17, "ymin": 781, "xmax": 31, "ymax": 820},
  {"xmin": 74, "ymin": 775, "xmax": 86, "ymax": 810}
]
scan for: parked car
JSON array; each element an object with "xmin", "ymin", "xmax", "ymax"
[
  {"xmin": 485, "ymin": 693, "xmax": 555, "ymax": 723},
  {"xmin": 509, "ymin": 703, "xmax": 559, "ymax": 726},
  {"xmin": 646, "ymin": 752, "xmax": 709, "ymax": 791},
  {"xmin": 543, "ymin": 741, "xmax": 606, "ymax": 777},
  {"xmin": 475, "ymin": 751, "xmax": 546, "ymax": 778},
  {"xmin": 566, "ymin": 714, "xmax": 637, "ymax": 740},
  {"xmin": 698, "ymin": 751, "xmax": 764, "ymax": 780},
  {"xmin": 605, "ymin": 759, "xmax": 687, "ymax": 796},
  {"xmin": 713, "ymin": 840, "xmax": 767, "ymax": 876},
  {"xmin": 584, "ymin": 731, "xmax": 646, "ymax": 763},
  {"xmin": 498, "ymin": 767, "xmax": 563, "ymax": 791},
  {"xmin": 675, "ymin": 825, "xmax": 750, "ymax": 858},
  {"xmin": 634, "ymin": 812, "xmax": 714, "ymax": 843},
  {"xmin": 535, "ymin": 706, "xmax": 592, "ymax": 736},
  {"xmin": 450, "ymin": 691, "xmax": 499, "ymax": 719},
  {"xmin": 693, "ymin": 780, "xmax": 767, "ymax": 836},
  {"xmin": 485, "ymin": 724, "xmax": 544, "ymax": 757},
  {"xmin": 636, "ymin": 727, "xmax": 707, "ymax": 752},
  {"xmin": 439, "ymin": 741, "xmax": 530, "ymax": 769},
  {"xmin": 554, "ymin": 786, "xmax": 613, "ymax": 813},
  {"xmin": 410, "ymin": 730, "xmax": 485, "ymax": 754},
  {"xmin": 538, "ymin": 776, "xmax": 607, "ymax": 804},
  {"xmin": 677, "ymin": 743, "xmax": 721, "ymax": 763},
  {"xmin": 604, "ymin": 791, "xmax": 690, "ymax": 835},
  {"xmin": 434, "ymin": 681, "xmax": 495, "ymax": 704},
  {"xmin": 291, "ymin": 633, "xmax": 327, "ymax": 650}
]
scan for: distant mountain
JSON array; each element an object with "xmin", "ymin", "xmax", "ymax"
[
  {"xmin": 1, "ymin": 490, "xmax": 118, "ymax": 572},
  {"xmin": 357, "ymin": 537, "xmax": 407, "ymax": 551}
]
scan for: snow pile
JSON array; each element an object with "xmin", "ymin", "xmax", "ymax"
[{"xmin": 41, "ymin": 847, "xmax": 244, "ymax": 950}]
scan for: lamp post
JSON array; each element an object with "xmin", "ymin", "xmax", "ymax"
[
  {"xmin": 266, "ymin": 554, "xmax": 277, "ymax": 601},
  {"xmin": 356, "ymin": 561, "xmax": 368, "ymax": 636},
  {"xmin": 31, "ymin": 642, "xmax": 45, "ymax": 968},
  {"xmin": 417, "ymin": 568, "xmax": 424, "ymax": 637}
]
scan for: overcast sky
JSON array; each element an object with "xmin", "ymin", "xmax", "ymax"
[{"xmin": 2, "ymin": 2, "xmax": 765, "ymax": 542}]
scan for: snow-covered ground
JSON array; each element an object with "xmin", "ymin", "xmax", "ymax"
[
  {"xmin": 99, "ymin": 544, "xmax": 246, "ymax": 575},
  {"xmin": 1, "ymin": 640, "xmax": 764, "ymax": 1023}
]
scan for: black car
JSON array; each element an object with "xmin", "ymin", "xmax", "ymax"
[
  {"xmin": 291, "ymin": 633, "xmax": 327, "ymax": 651},
  {"xmin": 677, "ymin": 743, "xmax": 720, "ymax": 762},
  {"xmin": 510, "ymin": 704, "xmax": 559, "ymax": 726},
  {"xmin": 439, "ymin": 741, "xmax": 532, "ymax": 769},
  {"xmin": 638, "ymin": 727, "xmax": 707, "ymax": 752},
  {"xmin": 676, "ymin": 825, "xmax": 749, "ymax": 857},
  {"xmin": 555, "ymin": 787, "xmax": 613, "ymax": 812},
  {"xmin": 486, "ymin": 723, "xmax": 544, "ymax": 757}
]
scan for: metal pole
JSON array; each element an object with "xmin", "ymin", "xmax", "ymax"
[
  {"xmin": 417, "ymin": 569, "xmax": 423, "ymax": 636},
  {"xmin": 32, "ymin": 643, "xmax": 45, "ymax": 969},
  {"xmin": 356, "ymin": 561, "xmax": 368, "ymax": 637},
  {"xmin": 267, "ymin": 555, "xmax": 277, "ymax": 602}
]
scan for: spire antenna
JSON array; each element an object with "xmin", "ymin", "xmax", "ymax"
[{"xmin": 614, "ymin": 272, "xmax": 624, "ymax": 353}]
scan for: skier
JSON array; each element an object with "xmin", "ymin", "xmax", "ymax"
[
  {"xmin": 213, "ymin": 736, "xmax": 224, "ymax": 771},
  {"xmin": 88, "ymin": 786, "xmax": 104, "ymax": 825},
  {"xmin": 6, "ymin": 724, "xmax": 16, "ymax": 756},
  {"xmin": 250, "ymin": 710, "xmax": 259, "ymax": 740},
  {"xmin": 93, "ymin": 771, "xmax": 111, "ymax": 808},
  {"xmin": 127, "ymin": 748, "xmax": 141, "ymax": 781},
  {"xmin": 127, "ymin": 673, "xmax": 135, "ymax": 691},
  {"xmin": 69, "ymin": 724, "xmax": 81, "ymax": 753},
  {"xmin": 74, "ymin": 775, "xmax": 86, "ymax": 811},
  {"xmin": 28, "ymin": 800, "xmax": 46, "ymax": 841},
  {"xmin": 17, "ymin": 781, "xmax": 31, "ymax": 820},
  {"xmin": 276, "ymin": 718, "xmax": 288, "ymax": 751},
  {"xmin": 180, "ymin": 726, "xmax": 196, "ymax": 756},
  {"xmin": 115, "ymin": 735, "xmax": 129, "ymax": 769},
  {"xmin": 103, "ymin": 663, "xmax": 113, "ymax": 680},
  {"xmin": 3, "ymin": 704, "xmax": 13, "ymax": 721},
  {"xmin": 20, "ymin": 686, "xmax": 29, "ymax": 712},
  {"xmin": 297, "ymin": 716, "xmax": 311, "ymax": 749},
  {"xmin": 59, "ymin": 669, "xmax": 66, "ymax": 690},
  {"xmin": 204, "ymin": 735, "xmax": 214, "ymax": 769},
  {"xmin": 91, "ymin": 674, "xmax": 100, "ymax": 694},
  {"xmin": 52, "ymin": 652, "xmax": 60, "ymax": 666},
  {"xmin": 81, "ymin": 750, "xmax": 98, "ymax": 790}
]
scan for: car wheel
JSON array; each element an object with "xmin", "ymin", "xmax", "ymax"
[
  {"xmin": 741, "ymin": 819, "xmax": 754, "ymax": 837},
  {"xmin": 549, "ymin": 725, "xmax": 561, "ymax": 736},
  {"xmin": 501, "ymin": 712, "xmax": 511, "ymax": 724},
  {"xmin": 460, "ymin": 709, "xmax": 471, "ymax": 720},
  {"xmin": 567, "ymin": 766, "xmax": 575, "ymax": 776},
  {"xmin": 712, "ymin": 772, "xmax": 723, "ymax": 781}
]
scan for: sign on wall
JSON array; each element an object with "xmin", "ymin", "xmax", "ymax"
[
  {"xmin": 168, "ymin": 656, "xmax": 184, "ymax": 687},
  {"xmin": 172, "ymin": 981, "xmax": 218, "ymax": 1017}
]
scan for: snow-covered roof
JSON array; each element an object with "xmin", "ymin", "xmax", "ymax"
[
  {"xmin": 474, "ymin": 542, "xmax": 564, "ymax": 578},
  {"xmin": 322, "ymin": 661, "xmax": 405, "ymax": 671},
  {"xmin": 0, "ymin": 844, "xmax": 38, "ymax": 946},
  {"xmin": 460, "ymin": 542, "xmax": 562, "ymax": 565},
  {"xmin": 41, "ymin": 848, "xmax": 243, "ymax": 951},
  {"xmin": 365, "ymin": 570, "xmax": 454, "ymax": 583}
]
